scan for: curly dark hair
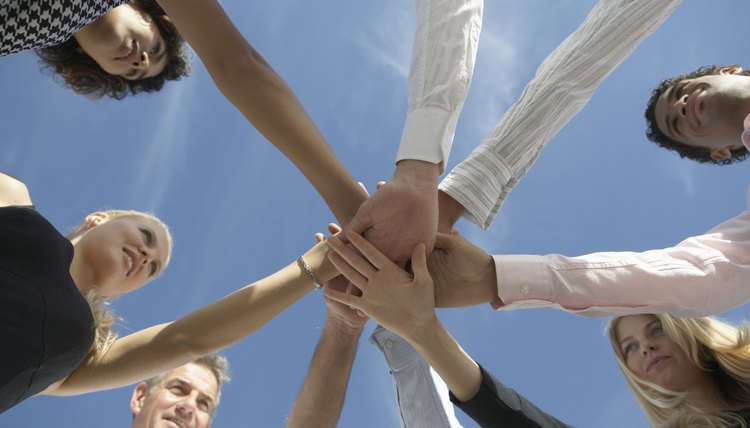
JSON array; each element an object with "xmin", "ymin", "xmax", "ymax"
[
  {"xmin": 35, "ymin": 0, "xmax": 190, "ymax": 100},
  {"xmin": 644, "ymin": 65, "xmax": 750, "ymax": 165}
]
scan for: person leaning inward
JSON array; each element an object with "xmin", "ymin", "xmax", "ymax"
[{"xmin": 0, "ymin": 172, "xmax": 336, "ymax": 413}]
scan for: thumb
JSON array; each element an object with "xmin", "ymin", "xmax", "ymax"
[
  {"xmin": 411, "ymin": 243, "xmax": 430, "ymax": 281},
  {"xmin": 344, "ymin": 207, "xmax": 371, "ymax": 238},
  {"xmin": 434, "ymin": 232, "xmax": 458, "ymax": 250}
]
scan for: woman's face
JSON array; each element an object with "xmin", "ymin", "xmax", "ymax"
[
  {"xmin": 615, "ymin": 314, "xmax": 708, "ymax": 392},
  {"xmin": 74, "ymin": 2, "xmax": 169, "ymax": 80},
  {"xmin": 72, "ymin": 213, "xmax": 171, "ymax": 298}
]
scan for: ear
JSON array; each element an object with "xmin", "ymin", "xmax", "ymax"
[
  {"xmin": 710, "ymin": 147, "xmax": 733, "ymax": 161},
  {"xmin": 130, "ymin": 382, "xmax": 149, "ymax": 415},
  {"xmin": 719, "ymin": 66, "xmax": 743, "ymax": 75},
  {"xmin": 84, "ymin": 212, "xmax": 110, "ymax": 230}
]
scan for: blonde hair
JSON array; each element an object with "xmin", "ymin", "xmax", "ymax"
[
  {"xmin": 68, "ymin": 210, "xmax": 174, "ymax": 354},
  {"xmin": 608, "ymin": 314, "xmax": 750, "ymax": 427}
]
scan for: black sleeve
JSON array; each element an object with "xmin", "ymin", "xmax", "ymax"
[{"xmin": 450, "ymin": 364, "xmax": 574, "ymax": 428}]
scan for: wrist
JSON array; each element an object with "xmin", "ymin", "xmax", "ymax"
[
  {"xmin": 438, "ymin": 190, "xmax": 464, "ymax": 231},
  {"xmin": 394, "ymin": 160, "xmax": 440, "ymax": 187},
  {"xmin": 403, "ymin": 312, "xmax": 442, "ymax": 348},
  {"xmin": 480, "ymin": 255, "xmax": 499, "ymax": 304},
  {"xmin": 324, "ymin": 317, "xmax": 364, "ymax": 340}
]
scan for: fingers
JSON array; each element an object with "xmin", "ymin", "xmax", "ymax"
[
  {"xmin": 434, "ymin": 232, "xmax": 458, "ymax": 250},
  {"xmin": 314, "ymin": 232, "xmax": 325, "ymax": 244},
  {"xmin": 328, "ymin": 235, "xmax": 378, "ymax": 277},
  {"xmin": 345, "ymin": 281, "xmax": 363, "ymax": 297},
  {"xmin": 375, "ymin": 181, "xmax": 386, "ymax": 190},
  {"xmin": 357, "ymin": 181, "xmax": 370, "ymax": 197},
  {"xmin": 345, "ymin": 231, "xmax": 396, "ymax": 272},
  {"xmin": 328, "ymin": 250, "xmax": 369, "ymax": 290},
  {"xmin": 327, "ymin": 223, "xmax": 342, "ymax": 235},
  {"xmin": 325, "ymin": 288, "xmax": 363, "ymax": 312},
  {"xmin": 410, "ymin": 243, "xmax": 429, "ymax": 280}
]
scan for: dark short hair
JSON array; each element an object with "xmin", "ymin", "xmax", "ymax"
[
  {"xmin": 644, "ymin": 65, "xmax": 750, "ymax": 165},
  {"xmin": 35, "ymin": 0, "xmax": 190, "ymax": 100}
]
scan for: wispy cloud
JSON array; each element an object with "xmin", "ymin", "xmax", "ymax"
[
  {"xmin": 672, "ymin": 160, "xmax": 698, "ymax": 199},
  {"xmin": 461, "ymin": 209, "xmax": 512, "ymax": 254},
  {"xmin": 459, "ymin": 24, "xmax": 526, "ymax": 150},
  {"xmin": 131, "ymin": 66, "xmax": 197, "ymax": 211},
  {"xmin": 355, "ymin": 3, "xmax": 413, "ymax": 79}
]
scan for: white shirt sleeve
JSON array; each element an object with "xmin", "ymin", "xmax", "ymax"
[
  {"xmin": 396, "ymin": 0, "xmax": 483, "ymax": 172},
  {"xmin": 439, "ymin": 0, "xmax": 681, "ymax": 229},
  {"xmin": 492, "ymin": 209, "xmax": 750, "ymax": 317}
]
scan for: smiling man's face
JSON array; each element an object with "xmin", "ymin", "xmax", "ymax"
[
  {"xmin": 653, "ymin": 67, "xmax": 750, "ymax": 160},
  {"xmin": 131, "ymin": 363, "xmax": 219, "ymax": 428}
]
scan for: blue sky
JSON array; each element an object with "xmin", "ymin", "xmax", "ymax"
[{"xmin": 1, "ymin": 1, "xmax": 749, "ymax": 426}]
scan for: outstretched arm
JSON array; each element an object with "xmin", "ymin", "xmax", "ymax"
[
  {"xmin": 439, "ymin": 0, "xmax": 680, "ymax": 230},
  {"xmin": 326, "ymin": 233, "xmax": 481, "ymax": 399},
  {"xmin": 345, "ymin": 0, "xmax": 483, "ymax": 265},
  {"xmin": 156, "ymin": 0, "xmax": 367, "ymax": 224},
  {"xmin": 326, "ymin": 233, "xmax": 571, "ymax": 427},
  {"xmin": 286, "ymin": 277, "xmax": 368, "ymax": 428},
  {"xmin": 45, "ymin": 240, "xmax": 337, "ymax": 396},
  {"xmin": 492, "ymin": 210, "xmax": 750, "ymax": 317}
]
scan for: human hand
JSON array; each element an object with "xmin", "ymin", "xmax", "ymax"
[
  {"xmin": 428, "ymin": 231, "xmax": 497, "ymax": 308},
  {"xmin": 323, "ymin": 276, "xmax": 368, "ymax": 336},
  {"xmin": 437, "ymin": 190, "xmax": 465, "ymax": 233},
  {"xmin": 325, "ymin": 231, "xmax": 437, "ymax": 343},
  {"xmin": 344, "ymin": 160, "xmax": 439, "ymax": 267},
  {"xmin": 313, "ymin": 226, "xmax": 369, "ymax": 336}
]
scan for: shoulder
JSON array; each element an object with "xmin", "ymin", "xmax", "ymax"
[{"xmin": 0, "ymin": 173, "xmax": 33, "ymax": 207}]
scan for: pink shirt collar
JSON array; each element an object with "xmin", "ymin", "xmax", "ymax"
[{"xmin": 743, "ymin": 113, "xmax": 750, "ymax": 151}]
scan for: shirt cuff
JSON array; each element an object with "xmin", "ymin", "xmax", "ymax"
[
  {"xmin": 369, "ymin": 326, "xmax": 422, "ymax": 372},
  {"xmin": 492, "ymin": 254, "xmax": 552, "ymax": 310},
  {"xmin": 439, "ymin": 145, "xmax": 513, "ymax": 230},
  {"xmin": 397, "ymin": 106, "xmax": 457, "ymax": 172}
]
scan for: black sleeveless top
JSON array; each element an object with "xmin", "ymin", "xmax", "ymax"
[
  {"xmin": 0, "ymin": 0, "xmax": 127, "ymax": 56},
  {"xmin": 0, "ymin": 206, "xmax": 94, "ymax": 413}
]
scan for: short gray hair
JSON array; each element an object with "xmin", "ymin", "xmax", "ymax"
[{"xmin": 145, "ymin": 354, "xmax": 231, "ymax": 408}]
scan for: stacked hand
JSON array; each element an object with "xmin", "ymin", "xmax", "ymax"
[
  {"xmin": 428, "ymin": 231, "xmax": 497, "ymax": 308},
  {"xmin": 314, "ymin": 225, "xmax": 368, "ymax": 335},
  {"xmin": 344, "ymin": 160, "xmax": 439, "ymax": 267},
  {"xmin": 325, "ymin": 231, "xmax": 437, "ymax": 342}
]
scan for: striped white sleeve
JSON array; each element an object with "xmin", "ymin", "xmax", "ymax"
[{"xmin": 440, "ymin": 0, "xmax": 681, "ymax": 229}]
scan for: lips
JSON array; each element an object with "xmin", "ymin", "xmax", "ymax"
[
  {"xmin": 123, "ymin": 248, "xmax": 137, "ymax": 276},
  {"xmin": 164, "ymin": 416, "xmax": 189, "ymax": 428},
  {"xmin": 646, "ymin": 356, "xmax": 668, "ymax": 372}
]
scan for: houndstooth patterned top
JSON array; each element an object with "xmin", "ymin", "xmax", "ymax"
[{"xmin": 0, "ymin": 0, "xmax": 126, "ymax": 56}]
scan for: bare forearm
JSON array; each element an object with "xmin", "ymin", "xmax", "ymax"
[
  {"xmin": 214, "ymin": 56, "xmax": 367, "ymax": 223},
  {"xmin": 287, "ymin": 320, "xmax": 362, "ymax": 428},
  {"xmin": 409, "ymin": 317, "xmax": 481, "ymax": 403},
  {"xmin": 437, "ymin": 190, "xmax": 464, "ymax": 232},
  {"xmin": 158, "ymin": 0, "xmax": 366, "ymax": 224},
  {"xmin": 55, "ymin": 244, "xmax": 335, "ymax": 395}
]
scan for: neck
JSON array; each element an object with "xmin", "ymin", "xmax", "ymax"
[
  {"xmin": 686, "ymin": 377, "xmax": 726, "ymax": 414},
  {"xmin": 69, "ymin": 240, "xmax": 93, "ymax": 297}
]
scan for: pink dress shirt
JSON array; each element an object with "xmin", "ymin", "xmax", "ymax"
[{"xmin": 493, "ymin": 184, "xmax": 750, "ymax": 316}]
